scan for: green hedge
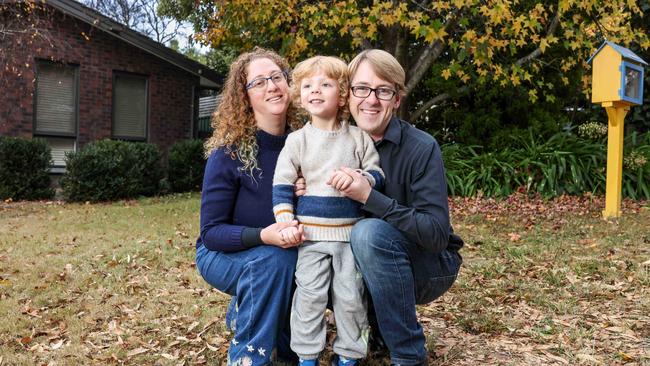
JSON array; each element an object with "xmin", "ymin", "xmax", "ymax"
[
  {"xmin": 60, "ymin": 140, "xmax": 163, "ymax": 202},
  {"xmin": 167, "ymin": 139, "xmax": 206, "ymax": 192},
  {"xmin": 442, "ymin": 130, "xmax": 650, "ymax": 199},
  {"xmin": 0, "ymin": 136, "xmax": 54, "ymax": 200}
]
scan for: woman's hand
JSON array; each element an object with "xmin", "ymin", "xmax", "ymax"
[
  {"xmin": 261, "ymin": 220, "xmax": 305, "ymax": 248},
  {"xmin": 294, "ymin": 170, "xmax": 306, "ymax": 196}
]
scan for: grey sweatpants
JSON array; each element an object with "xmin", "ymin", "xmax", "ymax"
[{"xmin": 290, "ymin": 240, "xmax": 369, "ymax": 360}]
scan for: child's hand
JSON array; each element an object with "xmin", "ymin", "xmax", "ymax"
[
  {"xmin": 262, "ymin": 221, "xmax": 304, "ymax": 248},
  {"xmin": 337, "ymin": 167, "xmax": 372, "ymax": 204},
  {"xmin": 279, "ymin": 225, "xmax": 305, "ymax": 245},
  {"xmin": 327, "ymin": 169, "xmax": 353, "ymax": 191}
]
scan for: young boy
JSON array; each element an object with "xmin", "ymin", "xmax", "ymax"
[{"xmin": 272, "ymin": 56, "xmax": 384, "ymax": 366}]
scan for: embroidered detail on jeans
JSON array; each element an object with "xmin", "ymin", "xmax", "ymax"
[
  {"xmin": 247, "ymin": 344, "xmax": 254, "ymax": 352},
  {"xmin": 232, "ymin": 356, "xmax": 253, "ymax": 366},
  {"xmin": 258, "ymin": 347, "xmax": 266, "ymax": 356},
  {"xmin": 232, "ymin": 338, "xmax": 239, "ymax": 345}
]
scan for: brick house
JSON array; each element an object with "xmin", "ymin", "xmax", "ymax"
[{"xmin": 0, "ymin": 0, "xmax": 222, "ymax": 172}]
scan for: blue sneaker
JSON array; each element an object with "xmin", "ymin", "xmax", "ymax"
[
  {"xmin": 299, "ymin": 359, "xmax": 318, "ymax": 366},
  {"xmin": 337, "ymin": 355, "xmax": 358, "ymax": 366}
]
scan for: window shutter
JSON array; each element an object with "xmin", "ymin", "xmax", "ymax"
[
  {"xmin": 35, "ymin": 63, "xmax": 76, "ymax": 135},
  {"xmin": 113, "ymin": 74, "xmax": 147, "ymax": 139}
]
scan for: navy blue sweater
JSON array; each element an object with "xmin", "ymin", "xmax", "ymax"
[{"xmin": 197, "ymin": 129, "xmax": 288, "ymax": 252}]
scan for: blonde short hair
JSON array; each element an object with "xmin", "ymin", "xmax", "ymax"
[
  {"xmin": 291, "ymin": 55, "xmax": 350, "ymax": 122},
  {"xmin": 348, "ymin": 49, "xmax": 406, "ymax": 97}
]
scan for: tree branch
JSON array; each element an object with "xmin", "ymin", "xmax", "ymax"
[
  {"xmin": 515, "ymin": 10, "xmax": 561, "ymax": 67},
  {"xmin": 410, "ymin": 85, "xmax": 469, "ymax": 123},
  {"xmin": 405, "ymin": 13, "xmax": 459, "ymax": 95},
  {"xmin": 410, "ymin": 9, "xmax": 561, "ymax": 123}
]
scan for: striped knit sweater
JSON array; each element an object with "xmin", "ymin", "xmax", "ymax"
[{"xmin": 272, "ymin": 122, "xmax": 384, "ymax": 242}]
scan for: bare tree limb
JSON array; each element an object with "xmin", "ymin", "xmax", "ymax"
[{"xmin": 83, "ymin": 0, "xmax": 184, "ymax": 45}]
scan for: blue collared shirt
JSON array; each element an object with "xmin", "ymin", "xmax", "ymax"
[{"xmin": 362, "ymin": 116, "xmax": 455, "ymax": 254}]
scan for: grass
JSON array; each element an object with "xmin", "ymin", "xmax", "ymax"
[{"xmin": 1, "ymin": 193, "xmax": 649, "ymax": 365}]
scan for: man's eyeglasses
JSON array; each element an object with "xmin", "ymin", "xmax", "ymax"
[
  {"xmin": 246, "ymin": 71, "xmax": 289, "ymax": 90},
  {"xmin": 350, "ymin": 86, "xmax": 396, "ymax": 101}
]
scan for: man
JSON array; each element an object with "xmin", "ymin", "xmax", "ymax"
[{"xmin": 331, "ymin": 49, "xmax": 463, "ymax": 366}]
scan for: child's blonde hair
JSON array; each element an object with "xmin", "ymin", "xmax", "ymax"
[{"xmin": 291, "ymin": 55, "xmax": 350, "ymax": 122}]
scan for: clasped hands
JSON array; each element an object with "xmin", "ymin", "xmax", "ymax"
[{"xmin": 268, "ymin": 167, "xmax": 372, "ymax": 248}]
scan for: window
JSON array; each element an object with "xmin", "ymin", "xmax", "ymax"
[
  {"xmin": 34, "ymin": 61, "xmax": 78, "ymax": 172},
  {"xmin": 35, "ymin": 61, "xmax": 78, "ymax": 136},
  {"xmin": 620, "ymin": 61, "xmax": 644, "ymax": 105},
  {"xmin": 47, "ymin": 137, "xmax": 77, "ymax": 173},
  {"xmin": 113, "ymin": 73, "xmax": 148, "ymax": 140}
]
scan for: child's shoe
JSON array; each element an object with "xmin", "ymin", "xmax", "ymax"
[
  {"xmin": 337, "ymin": 355, "xmax": 358, "ymax": 366},
  {"xmin": 299, "ymin": 358, "xmax": 318, "ymax": 366}
]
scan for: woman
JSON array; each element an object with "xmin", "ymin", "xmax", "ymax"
[{"xmin": 195, "ymin": 48, "xmax": 304, "ymax": 366}]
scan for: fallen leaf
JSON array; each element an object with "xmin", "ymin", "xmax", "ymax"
[
  {"xmin": 577, "ymin": 353, "xmax": 599, "ymax": 362},
  {"xmin": 50, "ymin": 339, "xmax": 64, "ymax": 350},
  {"xmin": 508, "ymin": 232, "xmax": 521, "ymax": 242},
  {"xmin": 188, "ymin": 321, "xmax": 199, "ymax": 332},
  {"xmin": 161, "ymin": 353, "xmax": 178, "ymax": 360},
  {"xmin": 619, "ymin": 351, "xmax": 634, "ymax": 361},
  {"xmin": 127, "ymin": 347, "xmax": 148, "ymax": 357}
]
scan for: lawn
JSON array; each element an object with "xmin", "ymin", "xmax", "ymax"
[{"xmin": 0, "ymin": 193, "xmax": 648, "ymax": 365}]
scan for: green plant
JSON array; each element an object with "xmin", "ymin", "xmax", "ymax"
[
  {"xmin": 167, "ymin": 139, "xmax": 206, "ymax": 193},
  {"xmin": 442, "ymin": 130, "xmax": 650, "ymax": 199},
  {"xmin": 60, "ymin": 140, "xmax": 163, "ymax": 202},
  {"xmin": 0, "ymin": 136, "xmax": 54, "ymax": 200}
]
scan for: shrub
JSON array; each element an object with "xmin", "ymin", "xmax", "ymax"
[
  {"xmin": 167, "ymin": 139, "xmax": 206, "ymax": 192},
  {"xmin": 60, "ymin": 140, "xmax": 163, "ymax": 202},
  {"xmin": 442, "ymin": 130, "xmax": 650, "ymax": 199},
  {"xmin": 0, "ymin": 136, "xmax": 54, "ymax": 200}
]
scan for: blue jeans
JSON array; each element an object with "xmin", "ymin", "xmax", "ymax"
[
  {"xmin": 196, "ymin": 244, "xmax": 298, "ymax": 365},
  {"xmin": 350, "ymin": 219, "xmax": 462, "ymax": 366}
]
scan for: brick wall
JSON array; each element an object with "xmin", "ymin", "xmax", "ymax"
[{"xmin": 0, "ymin": 5, "xmax": 199, "ymax": 155}]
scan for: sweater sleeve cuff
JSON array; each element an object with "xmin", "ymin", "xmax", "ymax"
[
  {"xmin": 362, "ymin": 188, "xmax": 392, "ymax": 216},
  {"xmin": 241, "ymin": 227, "xmax": 264, "ymax": 248}
]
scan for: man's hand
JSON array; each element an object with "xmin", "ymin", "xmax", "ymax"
[
  {"xmin": 333, "ymin": 167, "xmax": 372, "ymax": 203},
  {"xmin": 261, "ymin": 221, "xmax": 305, "ymax": 248}
]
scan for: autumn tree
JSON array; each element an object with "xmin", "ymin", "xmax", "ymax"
[{"xmin": 159, "ymin": 0, "xmax": 648, "ymax": 125}]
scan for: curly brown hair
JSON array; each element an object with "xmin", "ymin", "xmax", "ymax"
[
  {"xmin": 204, "ymin": 47, "xmax": 301, "ymax": 177},
  {"xmin": 291, "ymin": 55, "xmax": 350, "ymax": 123}
]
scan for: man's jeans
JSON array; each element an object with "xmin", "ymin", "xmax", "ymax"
[
  {"xmin": 196, "ymin": 244, "xmax": 297, "ymax": 365},
  {"xmin": 350, "ymin": 219, "xmax": 462, "ymax": 366}
]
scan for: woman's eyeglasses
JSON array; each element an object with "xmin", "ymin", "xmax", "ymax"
[{"xmin": 246, "ymin": 71, "xmax": 289, "ymax": 90}]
